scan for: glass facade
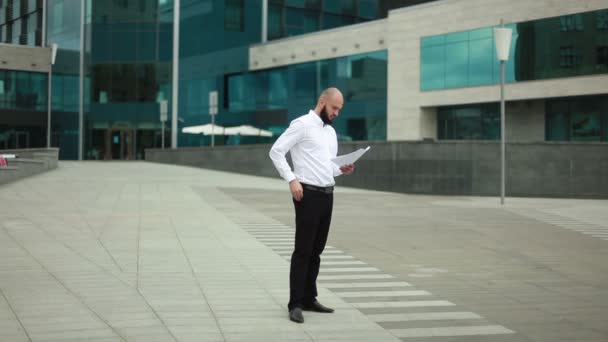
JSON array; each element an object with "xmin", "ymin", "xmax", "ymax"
[
  {"xmin": 1, "ymin": 0, "xmax": 428, "ymax": 159},
  {"xmin": 421, "ymin": 9, "xmax": 608, "ymax": 91},
  {"xmin": 268, "ymin": 0, "xmax": 438, "ymax": 40},
  {"xmin": 546, "ymin": 95, "xmax": 608, "ymax": 142},
  {"xmin": 47, "ymin": 0, "xmax": 82, "ymax": 160},
  {"xmin": 0, "ymin": 0, "xmax": 43, "ymax": 46},
  {"xmin": 82, "ymin": 0, "xmax": 175, "ymax": 160},
  {"xmin": 6, "ymin": 1, "xmax": 603, "ymax": 158},
  {"xmin": 177, "ymin": 0, "xmax": 262, "ymax": 149},
  {"xmin": 0, "ymin": 69, "xmax": 48, "ymax": 149},
  {"xmin": 225, "ymin": 50, "xmax": 388, "ymax": 143},
  {"xmin": 437, "ymin": 103, "xmax": 500, "ymax": 140},
  {"xmin": 438, "ymin": 95, "xmax": 608, "ymax": 142}
]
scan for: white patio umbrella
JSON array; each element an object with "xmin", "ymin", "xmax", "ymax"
[
  {"xmin": 224, "ymin": 125, "xmax": 273, "ymax": 137},
  {"xmin": 181, "ymin": 124, "xmax": 225, "ymax": 135}
]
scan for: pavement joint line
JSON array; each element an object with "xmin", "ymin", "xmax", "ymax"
[
  {"xmin": 170, "ymin": 216, "xmax": 226, "ymax": 342},
  {"xmin": 0, "ymin": 224, "xmax": 130, "ymax": 342},
  {"xmin": 0, "ymin": 275, "xmax": 33, "ymax": 342}
]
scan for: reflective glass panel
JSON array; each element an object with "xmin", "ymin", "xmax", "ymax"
[{"xmin": 421, "ymin": 9, "xmax": 608, "ymax": 91}]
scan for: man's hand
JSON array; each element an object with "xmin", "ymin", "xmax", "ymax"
[
  {"xmin": 289, "ymin": 180, "xmax": 303, "ymax": 201},
  {"xmin": 340, "ymin": 164, "xmax": 355, "ymax": 175}
]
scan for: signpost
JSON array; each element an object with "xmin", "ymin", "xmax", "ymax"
[
  {"xmin": 47, "ymin": 43, "xmax": 58, "ymax": 148},
  {"xmin": 160, "ymin": 100, "xmax": 168, "ymax": 149},
  {"xmin": 209, "ymin": 90, "xmax": 218, "ymax": 147}
]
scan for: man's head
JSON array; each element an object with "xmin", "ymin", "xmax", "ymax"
[{"xmin": 315, "ymin": 88, "xmax": 343, "ymax": 125}]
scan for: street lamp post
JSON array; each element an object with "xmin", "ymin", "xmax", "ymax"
[
  {"xmin": 209, "ymin": 90, "xmax": 218, "ymax": 147},
  {"xmin": 160, "ymin": 100, "xmax": 168, "ymax": 149},
  {"xmin": 47, "ymin": 43, "xmax": 58, "ymax": 148},
  {"xmin": 494, "ymin": 23, "xmax": 512, "ymax": 205}
]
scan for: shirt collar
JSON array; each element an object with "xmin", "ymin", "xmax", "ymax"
[{"xmin": 308, "ymin": 109, "xmax": 324, "ymax": 127}]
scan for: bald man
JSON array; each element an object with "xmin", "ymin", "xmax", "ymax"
[{"xmin": 269, "ymin": 88, "xmax": 355, "ymax": 323}]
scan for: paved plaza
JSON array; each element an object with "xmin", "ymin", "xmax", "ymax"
[{"xmin": 1, "ymin": 161, "xmax": 607, "ymax": 342}]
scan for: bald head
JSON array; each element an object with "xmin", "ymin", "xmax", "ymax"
[
  {"xmin": 319, "ymin": 87, "xmax": 343, "ymax": 103},
  {"xmin": 315, "ymin": 87, "xmax": 344, "ymax": 125}
]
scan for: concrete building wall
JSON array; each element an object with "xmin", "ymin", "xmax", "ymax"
[
  {"xmin": 0, "ymin": 44, "xmax": 52, "ymax": 73},
  {"xmin": 388, "ymin": 0, "xmax": 608, "ymax": 140},
  {"xmin": 145, "ymin": 142, "xmax": 608, "ymax": 199},
  {"xmin": 249, "ymin": 19, "xmax": 388, "ymax": 71}
]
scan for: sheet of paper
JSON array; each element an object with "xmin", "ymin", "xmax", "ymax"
[{"xmin": 331, "ymin": 146, "xmax": 370, "ymax": 166}]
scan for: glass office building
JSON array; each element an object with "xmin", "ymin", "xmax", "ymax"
[
  {"xmin": 0, "ymin": 68, "xmax": 48, "ymax": 149},
  {"xmin": 2, "ymin": 0, "xmax": 417, "ymax": 159},
  {"xmin": 1, "ymin": 0, "xmax": 605, "ymax": 159},
  {"xmin": 423, "ymin": 9, "xmax": 608, "ymax": 142}
]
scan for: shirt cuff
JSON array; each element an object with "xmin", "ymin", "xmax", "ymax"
[{"xmin": 285, "ymin": 173, "xmax": 296, "ymax": 183}]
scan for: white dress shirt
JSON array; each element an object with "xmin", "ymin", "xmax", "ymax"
[{"xmin": 269, "ymin": 110, "xmax": 342, "ymax": 187}]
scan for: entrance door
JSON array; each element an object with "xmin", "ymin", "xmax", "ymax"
[{"xmin": 104, "ymin": 128, "xmax": 134, "ymax": 160}]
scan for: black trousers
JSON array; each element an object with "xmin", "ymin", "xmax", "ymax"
[{"xmin": 288, "ymin": 187, "xmax": 333, "ymax": 310}]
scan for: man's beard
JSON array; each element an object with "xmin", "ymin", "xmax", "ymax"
[{"xmin": 320, "ymin": 106, "xmax": 333, "ymax": 125}]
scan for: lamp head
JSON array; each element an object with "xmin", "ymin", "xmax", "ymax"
[
  {"xmin": 51, "ymin": 43, "xmax": 58, "ymax": 65},
  {"xmin": 493, "ymin": 27, "xmax": 512, "ymax": 61}
]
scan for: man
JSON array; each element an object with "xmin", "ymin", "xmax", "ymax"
[{"xmin": 269, "ymin": 87, "xmax": 354, "ymax": 323}]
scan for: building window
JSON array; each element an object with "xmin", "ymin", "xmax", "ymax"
[
  {"xmin": 438, "ymin": 103, "xmax": 500, "ymax": 140},
  {"xmin": 597, "ymin": 10, "xmax": 608, "ymax": 30},
  {"xmin": 225, "ymin": 0, "xmax": 244, "ymax": 32},
  {"xmin": 268, "ymin": 3, "xmax": 283, "ymax": 39},
  {"xmin": 598, "ymin": 46, "xmax": 608, "ymax": 67},
  {"xmin": 226, "ymin": 50, "xmax": 387, "ymax": 141},
  {"xmin": 113, "ymin": 0, "xmax": 128, "ymax": 9},
  {"xmin": 546, "ymin": 96, "xmax": 608, "ymax": 142},
  {"xmin": 421, "ymin": 9, "xmax": 608, "ymax": 91},
  {"xmin": 559, "ymin": 46, "xmax": 581, "ymax": 68},
  {"xmin": 560, "ymin": 14, "xmax": 584, "ymax": 32}
]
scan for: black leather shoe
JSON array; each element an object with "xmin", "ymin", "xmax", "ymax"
[
  {"xmin": 289, "ymin": 307, "xmax": 304, "ymax": 323},
  {"xmin": 302, "ymin": 300, "xmax": 334, "ymax": 313}
]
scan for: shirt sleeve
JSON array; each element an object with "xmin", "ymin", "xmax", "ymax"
[
  {"xmin": 269, "ymin": 120, "xmax": 305, "ymax": 183},
  {"xmin": 332, "ymin": 163, "xmax": 343, "ymax": 178},
  {"xmin": 330, "ymin": 129, "xmax": 343, "ymax": 178}
]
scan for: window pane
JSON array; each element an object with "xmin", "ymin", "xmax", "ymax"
[
  {"xmin": 571, "ymin": 111, "xmax": 601, "ymax": 141},
  {"xmin": 294, "ymin": 62, "xmax": 316, "ymax": 99},
  {"xmin": 358, "ymin": 0, "xmax": 378, "ymax": 19},
  {"xmin": 225, "ymin": 0, "xmax": 244, "ymax": 32},
  {"xmin": 421, "ymin": 45, "xmax": 445, "ymax": 90},
  {"xmin": 421, "ymin": 9, "xmax": 608, "ymax": 91},
  {"xmin": 468, "ymin": 38, "xmax": 493, "ymax": 85},
  {"xmin": 444, "ymin": 41, "xmax": 468, "ymax": 88},
  {"xmin": 438, "ymin": 104, "xmax": 499, "ymax": 140},
  {"xmin": 268, "ymin": 4, "xmax": 283, "ymax": 39}
]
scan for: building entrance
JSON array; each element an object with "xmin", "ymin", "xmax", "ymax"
[{"xmin": 105, "ymin": 128, "xmax": 134, "ymax": 160}]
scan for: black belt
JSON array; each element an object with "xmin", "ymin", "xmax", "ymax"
[{"xmin": 302, "ymin": 183, "xmax": 334, "ymax": 194}]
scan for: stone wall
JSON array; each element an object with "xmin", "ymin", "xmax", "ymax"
[
  {"xmin": 0, "ymin": 148, "xmax": 59, "ymax": 185},
  {"xmin": 145, "ymin": 142, "xmax": 608, "ymax": 199}
]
